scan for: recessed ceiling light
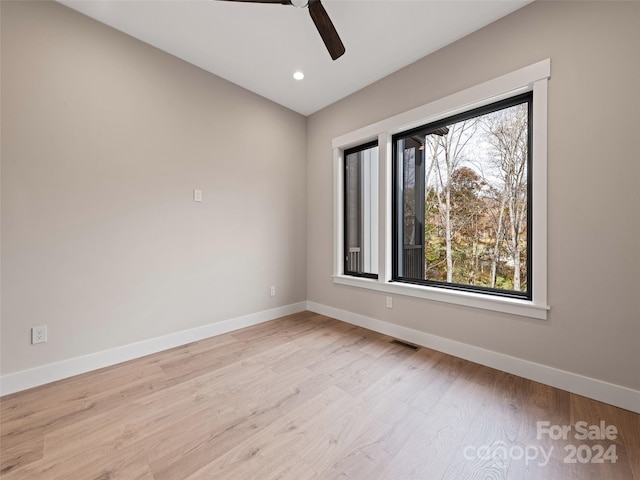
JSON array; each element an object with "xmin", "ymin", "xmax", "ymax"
[{"xmin": 293, "ymin": 71, "xmax": 305, "ymax": 81}]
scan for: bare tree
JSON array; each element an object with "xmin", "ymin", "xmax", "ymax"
[
  {"xmin": 425, "ymin": 120, "xmax": 477, "ymax": 283},
  {"xmin": 483, "ymin": 104, "xmax": 528, "ymax": 290}
]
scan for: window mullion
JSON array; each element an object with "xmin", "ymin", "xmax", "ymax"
[{"xmin": 378, "ymin": 132, "xmax": 392, "ymax": 284}]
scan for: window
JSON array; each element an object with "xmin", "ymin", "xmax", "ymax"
[
  {"xmin": 393, "ymin": 93, "xmax": 532, "ymax": 299},
  {"xmin": 344, "ymin": 142, "xmax": 379, "ymax": 278},
  {"xmin": 332, "ymin": 60, "xmax": 550, "ymax": 319}
]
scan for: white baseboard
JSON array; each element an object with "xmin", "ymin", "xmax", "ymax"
[
  {"xmin": 0, "ymin": 302, "xmax": 307, "ymax": 397},
  {"xmin": 306, "ymin": 301, "xmax": 640, "ymax": 414},
  {"xmin": 3, "ymin": 300, "xmax": 638, "ymax": 414}
]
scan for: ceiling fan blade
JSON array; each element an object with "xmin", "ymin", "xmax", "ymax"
[
  {"xmin": 218, "ymin": 0, "xmax": 291, "ymax": 4},
  {"xmin": 308, "ymin": 0, "xmax": 345, "ymax": 60}
]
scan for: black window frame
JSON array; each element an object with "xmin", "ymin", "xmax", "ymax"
[
  {"xmin": 391, "ymin": 92, "xmax": 533, "ymax": 300},
  {"xmin": 343, "ymin": 140, "xmax": 379, "ymax": 279}
]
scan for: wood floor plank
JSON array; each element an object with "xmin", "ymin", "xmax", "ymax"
[
  {"xmin": 504, "ymin": 380, "xmax": 576, "ymax": 480},
  {"xmin": 182, "ymin": 386, "xmax": 347, "ymax": 479},
  {"xmin": 376, "ymin": 362, "xmax": 496, "ymax": 479},
  {"xmin": 147, "ymin": 368, "xmax": 340, "ymax": 479},
  {"xmin": 1, "ymin": 312, "xmax": 638, "ymax": 480},
  {"xmin": 406, "ymin": 353, "xmax": 466, "ymax": 415},
  {"xmin": 42, "ymin": 361, "xmax": 266, "ymax": 459},
  {"xmin": 567, "ymin": 393, "xmax": 638, "ymax": 480},
  {"xmin": 292, "ymin": 390, "xmax": 384, "ymax": 474},
  {"xmin": 0, "ymin": 363, "xmax": 170, "ymax": 475},
  {"xmin": 336, "ymin": 344, "xmax": 415, "ymax": 397},
  {"xmin": 440, "ymin": 371, "xmax": 529, "ymax": 480},
  {"xmin": 620, "ymin": 407, "xmax": 640, "ymax": 479}
]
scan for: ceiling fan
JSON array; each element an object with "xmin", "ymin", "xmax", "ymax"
[{"xmin": 219, "ymin": 0, "xmax": 345, "ymax": 60}]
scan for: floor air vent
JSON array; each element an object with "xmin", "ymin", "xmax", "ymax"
[{"xmin": 390, "ymin": 339, "xmax": 419, "ymax": 351}]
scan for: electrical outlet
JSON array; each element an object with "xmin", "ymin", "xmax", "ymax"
[
  {"xmin": 386, "ymin": 296, "xmax": 393, "ymax": 309},
  {"xmin": 193, "ymin": 189, "xmax": 202, "ymax": 202},
  {"xmin": 270, "ymin": 286, "xmax": 276, "ymax": 297},
  {"xmin": 32, "ymin": 325, "xmax": 47, "ymax": 344}
]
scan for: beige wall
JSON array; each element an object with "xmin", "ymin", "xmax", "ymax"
[
  {"xmin": 307, "ymin": 1, "xmax": 640, "ymax": 390},
  {"xmin": 1, "ymin": 0, "xmax": 307, "ymax": 374}
]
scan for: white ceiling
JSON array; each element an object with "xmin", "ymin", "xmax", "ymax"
[{"xmin": 57, "ymin": 0, "xmax": 532, "ymax": 116}]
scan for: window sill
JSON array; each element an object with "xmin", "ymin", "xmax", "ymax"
[{"xmin": 332, "ymin": 275, "xmax": 549, "ymax": 320}]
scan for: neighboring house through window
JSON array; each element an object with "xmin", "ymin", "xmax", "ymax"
[{"xmin": 344, "ymin": 142, "xmax": 379, "ymax": 278}]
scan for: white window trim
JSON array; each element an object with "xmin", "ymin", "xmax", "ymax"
[{"xmin": 333, "ymin": 59, "xmax": 551, "ymax": 320}]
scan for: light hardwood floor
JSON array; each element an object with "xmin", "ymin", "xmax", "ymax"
[{"xmin": 1, "ymin": 311, "xmax": 639, "ymax": 479}]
